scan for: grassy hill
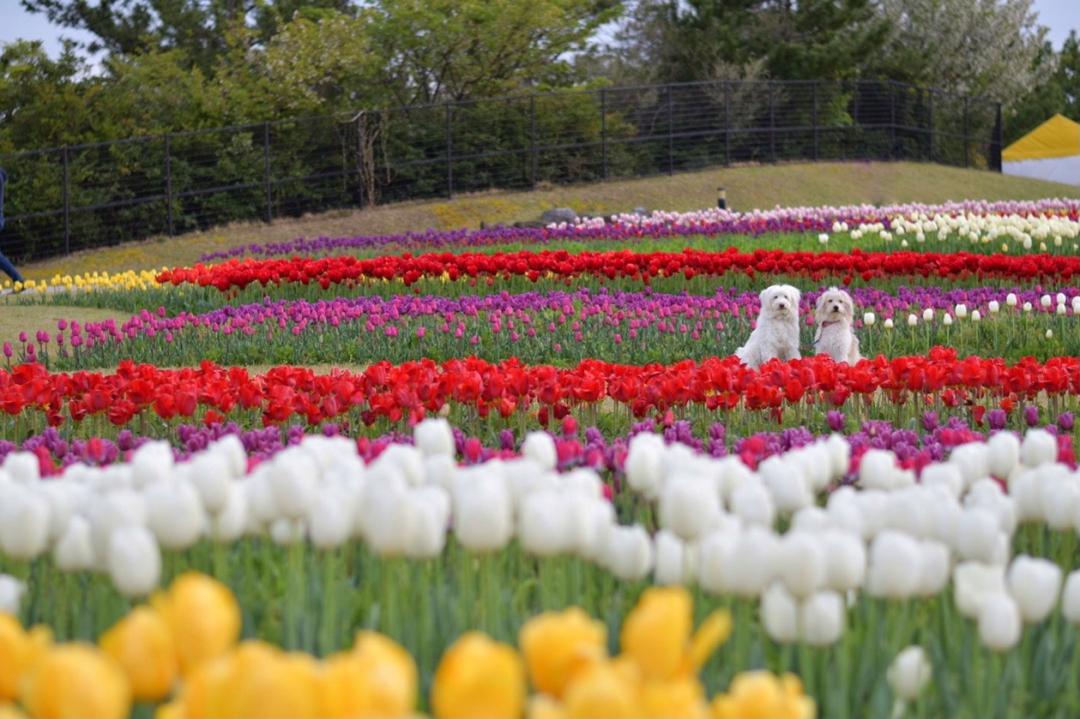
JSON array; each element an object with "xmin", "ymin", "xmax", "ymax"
[{"xmin": 19, "ymin": 160, "xmax": 1080, "ymax": 279}]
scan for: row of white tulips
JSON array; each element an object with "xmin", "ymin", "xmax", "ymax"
[{"xmin": 2, "ymin": 420, "xmax": 1080, "ymax": 654}]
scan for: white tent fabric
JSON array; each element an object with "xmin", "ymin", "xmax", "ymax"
[
  {"xmin": 1003, "ymin": 156, "xmax": 1080, "ymax": 187},
  {"xmin": 1002, "ymin": 114, "xmax": 1080, "ymax": 187}
]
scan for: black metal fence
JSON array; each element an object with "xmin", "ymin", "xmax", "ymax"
[{"xmin": 0, "ymin": 79, "xmax": 1002, "ymax": 262}]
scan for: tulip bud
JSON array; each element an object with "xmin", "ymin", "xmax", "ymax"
[
  {"xmin": 1020, "ymin": 429, "xmax": 1057, "ymax": 467},
  {"xmin": 108, "ymin": 525, "xmax": 162, "ymax": 597},
  {"xmin": 922, "ymin": 308, "xmax": 934, "ymax": 322},
  {"xmin": 268, "ymin": 448, "xmax": 318, "ymax": 520},
  {"xmin": 977, "ymin": 593, "xmax": 1022, "ymax": 651},
  {"xmin": 698, "ymin": 530, "xmax": 738, "ymax": 594},
  {"xmin": 818, "ymin": 233, "xmax": 829, "ymax": 244},
  {"xmin": 131, "ymin": 441, "xmax": 174, "ymax": 488},
  {"xmin": 907, "ymin": 314, "xmax": 917, "ymax": 327},
  {"xmin": 942, "ymin": 313, "xmax": 953, "ymax": 326},
  {"xmin": 213, "ymin": 435, "xmax": 247, "ymax": 479},
  {"xmin": 210, "ymin": 482, "xmax": 248, "ymax": 542},
  {"xmin": 858, "ymin": 449, "xmax": 899, "ymax": 491},
  {"xmin": 863, "ymin": 312, "xmax": 875, "ymax": 326},
  {"xmin": 730, "ymin": 480, "xmax": 776, "ymax": 527},
  {"xmin": 988, "ymin": 300, "xmax": 1000, "ymax": 313},
  {"xmin": 776, "ymin": 531, "xmax": 825, "ymax": 598},
  {"xmin": 1007, "ymin": 555, "xmax": 1062, "ymax": 623},
  {"xmin": 986, "ymin": 432, "xmax": 1020, "ymax": 479},
  {"xmin": 2, "ymin": 452, "xmax": 38, "ymax": 484},
  {"xmin": 821, "ymin": 529, "xmax": 866, "ymax": 591},
  {"xmin": 1006, "ymin": 293, "xmax": 1018, "ymax": 307},
  {"xmin": 0, "ymin": 486, "xmax": 50, "ymax": 560},
  {"xmin": 659, "ymin": 474, "xmax": 722, "ymax": 541},
  {"xmin": 454, "ymin": 473, "xmax": 513, "ymax": 553},
  {"xmin": 954, "ymin": 562, "xmax": 1006, "ymax": 618},
  {"xmin": 308, "ymin": 487, "xmax": 352, "ymax": 549},
  {"xmin": 916, "ymin": 540, "xmax": 951, "ymax": 596},
  {"xmin": 954, "ymin": 507, "xmax": 1001, "ymax": 562},
  {"xmin": 761, "ymin": 582, "xmax": 799, "ymax": 643},
  {"xmin": 887, "ymin": 646, "xmax": 931, "ymax": 701},
  {"xmin": 625, "ymin": 433, "xmax": 665, "ymax": 499},
  {"xmin": 954, "ymin": 304, "xmax": 967, "ymax": 319},
  {"xmin": 145, "ymin": 479, "xmax": 206, "ymax": 550},
  {"xmin": 521, "ymin": 432, "xmax": 557, "ymax": 471},
  {"xmin": 375, "ymin": 444, "xmax": 425, "ymax": 487},
  {"xmin": 54, "ymin": 515, "xmax": 96, "ymax": 571},
  {"xmin": 0, "ymin": 574, "xmax": 25, "ymax": 615},
  {"xmin": 759, "ymin": 457, "xmax": 812, "ymax": 515},
  {"xmin": 188, "ymin": 451, "xmax": 231, "ymax": 515},
  {"xmin": 1041, "ymin": 294, "xmax": 1052, "ymax": 308},
  {"xmin": 602, "ymin": 525, "xmax": 653, "ymax": 581},
  {"xmin": 415, "ymin": 418, "xmax": 455, "ymax": 458},
  {"xmin": 866, "ymin": 531, "xmax": 922, "ymax": 599},
  {"xmin": 920, "ymin": 463, "xmax": 963, "ymax": 497},
  {"xmin": 825, "ymin": 434, "xmax": 850, "ymax": 481},
  {"xmin": 654, "ymin": 530, "xmax": 693, "ymax": 585},
  {"xmin": 949, "ymin": 442, "xmax": 989, "ymax": 490},
  {"xmin": 1062, "ymin": 570, "xmax": 1080, "ymax": 625},
  {"xmin": 799, "ymin": 590, "xmax": 845, "ymax": 645},
  {"xmin": 362, "ymin": 482, "xmax": 414, "ymax": 556},
  {"xmin": 520, "ymin": 491, "xmax": 574, "ymax": 557},
  {"xmin": 1023, "ymin": 302, "xmax": 1033, "ymax": 312},
  {"xmin": 727, "ymin": 527, "xmax": 779, "ymax": 596},
  {"xmin": 407, "ymin": 485, "xmax": 450, "ymax": 559}
]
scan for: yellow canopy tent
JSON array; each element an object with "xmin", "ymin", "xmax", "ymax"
[{"xmin": 1002, "ymin": 114, "xmax": 1080, "ymax": 187}]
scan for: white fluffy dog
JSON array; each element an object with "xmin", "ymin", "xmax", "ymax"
[
  {"xmin": 735, "ymin": 284, "xmax": 802, "ymax": 368},
  {"xmin": 813, "ymin": 287, "xmax": 861, "ymax": 364}
]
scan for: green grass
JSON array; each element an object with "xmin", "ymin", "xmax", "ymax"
[{"xmin": 18, "ymin": 160, "xmax": 1079, "ymax": 279}]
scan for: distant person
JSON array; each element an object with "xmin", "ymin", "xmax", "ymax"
[{"xmin": 0, "ymin": 168, "xmax": 26, "ymax": 284}]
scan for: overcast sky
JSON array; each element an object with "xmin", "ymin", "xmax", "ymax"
[{"xmin": 1, "ymin": 0, "xmax": 1078, "ymax": 58}]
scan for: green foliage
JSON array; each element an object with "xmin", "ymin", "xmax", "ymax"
[{"xmin": 1007, "ymin": 32, "xmax": 1080, "ymax": 144}]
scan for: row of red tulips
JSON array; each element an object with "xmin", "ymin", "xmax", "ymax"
[
  {"xmin": 2, "ymin": 349, "xmax": 1078, "ymax": 429},
  {"xmin": 156, "ymin": 248, "xmax": 1080, "ymax": 290}
]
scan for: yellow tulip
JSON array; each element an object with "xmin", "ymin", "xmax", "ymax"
[
  {"xmin": 619, "ymin": 588, "xmax": 732, "ymax": 680},
  {"xmin": 320, "ymin": 642, "xmax": 418, "ymax": 718},
  {"xmin": 99, "ymin": 606, "xmax": 178, "ymax": 702},
  {"xmin": 710, "ymin": 671, "xmax": 816, "ymax": 719},
  {"xmin": 151, "ymin": 572, "xmax": 240, "ymax": 674},
  {"xmin": 21, "ymin": 643, "xmax": 130, "ymax": 719},
  {"xmin": 639, "ymin": 677, "xmax": 709, "ymax": 718},
  {"xmin": 519, "ymin": 607, "xmax": 607, "ymax": 698},
  {"xmin": 0, "ymin": 616, "xmax": 51, "ymax": 702},
  {"xmin": 525, "ymin": 695, "xmax": 567, "ymax": 719},
  {"xmin": 0, "ymin": 704, "xmax": 25, "ymax": 718},
  {"xmin": 560, "ymin": 662, "xmax": 639, "ymax": 718},
  {"xmin": 432, "ymin": 632, "xmax": 525, "ymax": 718}
]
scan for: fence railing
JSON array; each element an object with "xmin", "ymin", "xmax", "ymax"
[{"xmin": 0, "ymin": 79, "xmax": 1003, "ymax": 262}]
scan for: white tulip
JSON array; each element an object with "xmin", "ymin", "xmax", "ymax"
[
  {"xmin": 954, "ymin": 507, "xmax": 1001, "ymax": 562},
  {"xmin": 268, "ymin": 449, "xmax": 319, "ymax": 519},
  {"xmin": 887, "ymin": 646, "xmax": 931, "ymax": 701},
  {"xmin": 922, "ymin": 308, "xmax": 934, "ymax": 322},
  {"xmin": 977, "ymin": 593, "xmax": 1022, "ymax": 651},
  {"xmin": 758, "ymin": 457, "xmax": 812, "ymax": 515},
  {"xmin": 625, "ymin": 433, "xmax": 665, "ymax": 499},
  {"xmin": 920, "ymin": 463, "xmax": 963, "ymax": 497},
  {"xmin": 659, "ymin": 473, "xmax": 722, "ymax": 542},
  {"xmin": 697, "ymin": 530, "xmax": 738, "ymax": 594},
  {"xmin": 727, "ymin": 527, "xmax": 779, "ymax": 596},
  {"xmin": 955, "ymin": 304, "xmax": 968, "ymax": 319},
  {"xmin": 308, "ymin": 487, "xmax": 353, "ymax": 549},
  {"xmin": 1020, "ymin": 429, "xmax": 1057, "ymax": 467},
  {"xmin": 37, "ymin": 482, "xmax": 72, "ymax": 543},
  {"xmin": 1023, "ymin": 302, "xmax": 1033, "ymax": 312},
  {"xmin": 210, "ymin": 482, "xmax": 248, "ymax": 543},
  {"xmin": 414, "ymin": 418, "xmax": 455, "ymax": 457},
  {"xmin": 867, "ymin": 531, "xmax": 922, "ymax": 599},
  {"xmin": 825, "ymin": 434, "xmax": 851, "ymax": 481},
  {"xmin": 424, "ymin": 454, "xmax": 457, "ymax": 493},
  {"xmin": 777, "ymin": 531, "xmax": 825, "ymax": 598},
  {"xmin": 791, "ymin": 506, "xmax": 832, "ymax": 533},
  {"xmin": 213, "ymin": 435, "xmax": 247, "ymax": 479},
  {"xmin": 654, "ymin": 530, "xmax": 693, "ymax": 585},
  {"xmin": 0, "ymin": 486, "xmax": 50, "ymax": 560},
  {"xmin": 821, "ymin": 529, "xmax": 866, "ymax": 591},
  {"xmin": 145, "ymin": 479, "xmax": 206, "ymax": 550},
  {"xmin": 453, "ymin": 474, "xmax": 513, "ymax": 552},
  {"xmin": 988, "ymin": 300, "xmax": 1000, "ymax": 313},
  {"xmin": 406, "ymin": 486, "xmax": 450, "ymax": 559},
  {"xmin": 716, "ymin": 455, "xmax": 755, "ymax": 502},
  {"xmin": 825, "ymin": 490, "xmax": 865, "ymax": 538},
  {"xmin": 1040, "ymin": 475, "xmax": 1080, "ymax": 530},
  {"xmin": 907, "ymin": 314, "xmax": 918, "ymax": 327},
  {"xmin": 1041, "ymin": 294, "xmax": 1052, "ymax": 308},
  {"xmin": 1006, "ymin": 293, "xmax": 1018, "ymax": 306},
  {"xmin": 818, "ymin": 233, "xmax": 829, "ymax": 244},
  {"xmin": 375, "ymin": 444, "xmax": 425, "ymax": 487},
  {"xmin": 949, "ymin": 443, "xmax": 989, "ymax": 489},
  {"xmin": 966, "ymin": 479, "xmax": 1017, "ymax": 535},
  {"xmin": 54, "ymin": 516, "xmax": 96, "ymax": 571},
  {"xmin": 954, "ymin": 562, "xmax": 1006, "ymax": 618},
  {"xmin": 2, "ymin": 452, "xmax": 39, "ymax": 483},
  {"xmin": 576, "ymin": 499, "xmax": 615, "ymax": 563},
  {"xmin": 188, "ymin": 451, "xmax": 231, "ymax": 515},
  {"xmin": 761, "ymin": 582, "xmax": 799, "ymax": 643},
  {"xmin": 362, "ymin": 483, "xmax": 413, "ymax": 556},
  {"xmin": 1007, "ymin": 555, "xmax": 1062, "ymax": 623},
  {"xmin": 245, "ymin": 467, "xmax": 278, "ymax": 525},
  {"xmin": 884, "ymin": 318, "xmax": 894, "ymax": 329},
  {"xmin": 521, "ymin": 432, "xmax": 557, "ymax": 470},
  {"xmin": 0, "ymin": 574, "xmax": 25, "ymax": 614},
  {"xmin": 916, "ymin": 540, "xmax": 951, "ymax": 596},
  {"xmin": 108, "ymin": 525, "xmax": 161, "ymax": 597},
  {"xmin": 1061, "ymin": 570, "xmax": 1080, "ymax": 625},
  {"xmin": 864, "ymin": 312, "xmax": 876, "ymax": 326},
  {"xmin": 858, "ymin": 449, "xmax": 897, "ymax": 491},
  {"xmin": 269, "ymin": 517, "xmax": 306, "ymax": 546},
  {"xmin": 520, "ymin": 491, "xmax": 574, "ymax": 556},
  {"xmin": 603, "ymin": 525, "xmax": 653, "ymax": 581},
  {"xmin": 130, "ymin": 441, "xmax": 174, "ymax": 488},
  {"xmin": 730, "ymin": 480, "xmax": 776, "ymax": 528},
  {"xmin": 942, "ymin": 314, "xmax": 953, "ymax": 326},
  {"xmin": 986, "ymin": 432, "xmax": 1020, "ymax": 479},
  {"xmin": 799, "ymin": 590, "xmax": 845, "ymax": 645}
]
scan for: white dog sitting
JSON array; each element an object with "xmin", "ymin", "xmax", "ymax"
[
  {"xmin": 735, "ymin": 284, "xmax": 802, "ymax": 369},
  {"xmin": 813, "ymin": 287, "xmax": 861, "ymax": 364}
]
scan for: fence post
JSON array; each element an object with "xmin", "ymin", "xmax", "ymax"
[
  {"xmin": 812, "ymin": 82, "xmax": 819, "ymax": 161},
  {"xmin": 164, "ymin": 134, "xmax": 174, "ymax": 236},
  {"xmin": 61, "ymin": 146, "xmax": 70, "ymax": 255},
  {"xmin": 724, "ymin": 82, "xmax": 732, "ymax": 165},
  {"xmin": 600, "ymin": 88, "xmax": 608, "ymax": 180},
  {"xmin": 963, "ymin": 96, "xmax": 970, "ymax": 168},
  {"xmin": 529, "ymin": 96, "xmax": 538, "ymax": 186},
  {"xmin": 262, "ymin": 122, "xmax": 272, "ymax": 223},
  {"xmin": 769, "ymin": 83, "xmax": 776, "ymax": 163},
  {"xmin": 667, "ymin": 85, "xmax": 674, "ymax": 175},
  {"xmin": 355, "ymin": 114, "xmax": 366, "ymax": 208},
  {"xmin": 445, "ymin": 104, "xmax": 453, "ymax": 198}
]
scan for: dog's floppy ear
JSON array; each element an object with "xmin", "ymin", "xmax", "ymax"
[{"xmin": 814, "ymin": 291, "xmax": 829, "ymax": 322}]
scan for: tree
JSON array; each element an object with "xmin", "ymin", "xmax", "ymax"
[
  {"xmin": 369, "ymin": 0, "xmax": 622, "ymax": 105},
  {"xmin": 1006, "ymin": 31, "xmax": 1080, "ymax": 143},
  {"xmin": 0, "ymin": 40, "xmax": 93, "ymax": 151},
  {"xmin": 19, "ymin": 0, "xmax": 354, "ymax": 72},
  {"xmin": 870, "ymin": 0, "xmax": 1049, "ymax": 103}
]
